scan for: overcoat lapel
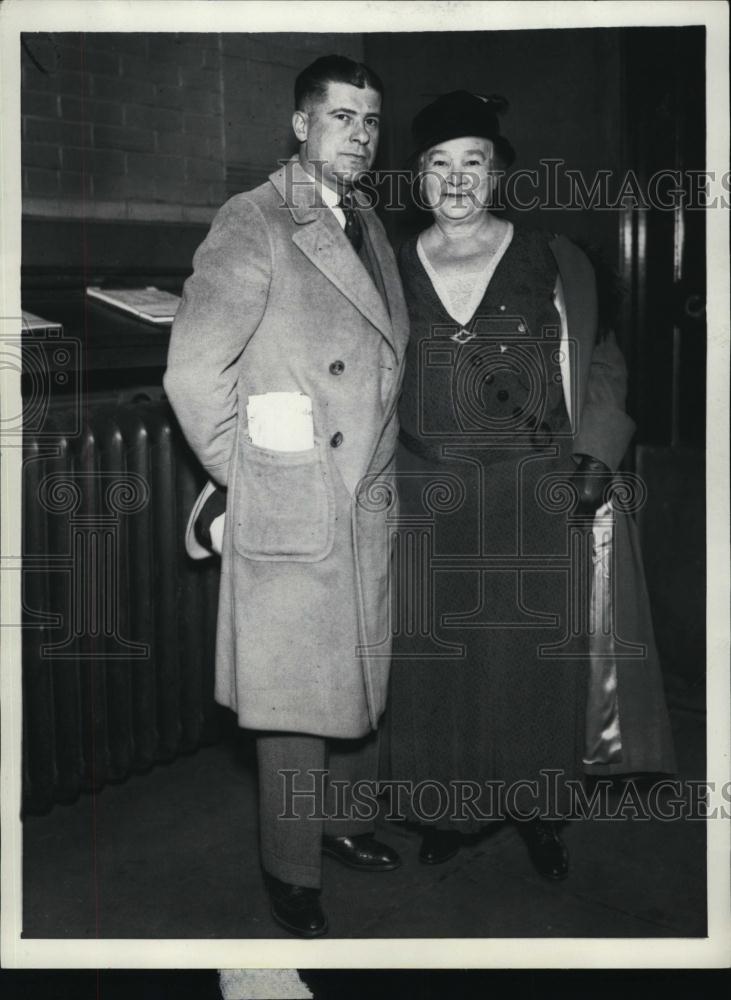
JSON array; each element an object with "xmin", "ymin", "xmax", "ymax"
[
  {"xmin": 292, "ymin": 219, "xmax": 395, "ymax": 348},
  {"xmin": 269, "ymin": 159, "xmax": 397, "ymax": 351},
  {"xmin": 358, "ymin": 203, "xmax": 410, "ymax": 349}
]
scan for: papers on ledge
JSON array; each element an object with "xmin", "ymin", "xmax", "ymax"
[
  {"xmin": 21, "ymin": 310, "xmax": 62, "ymax": 333},
  {"xmin": 86, "ymin": 286, "xmax": 181, "ymax": 324}
]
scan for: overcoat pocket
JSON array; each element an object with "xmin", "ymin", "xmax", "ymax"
[{"xmin": 232, "ymin": 437, "xmax": 335, "ymax": 561}]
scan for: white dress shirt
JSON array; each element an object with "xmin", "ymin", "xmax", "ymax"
[{"xmin": 310, "ymin": 175, "xmax": 347, "ymax": 229}]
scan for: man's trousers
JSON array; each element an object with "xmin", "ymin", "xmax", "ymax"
[{"xmin": 256, "ymin": 731, "xmax": 380, "ymax": 889}]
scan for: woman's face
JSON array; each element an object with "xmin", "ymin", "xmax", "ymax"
[{"xmin": 420, "ymin": 135, "xmax": 495, "ymax": 222}]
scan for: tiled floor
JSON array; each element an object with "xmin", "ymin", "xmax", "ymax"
[{"xmin": 21, "ymin": 705, "xmax": 706, "ymax": 942}]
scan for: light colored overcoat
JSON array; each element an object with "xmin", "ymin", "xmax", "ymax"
[{"xmin": 164, "ymin": 158, "xmax": 410, "ymax": 738}]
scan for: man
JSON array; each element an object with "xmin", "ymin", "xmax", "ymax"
[{"xmin": 164, "ymin": 55, "xmax": 410, "ymax": 938}]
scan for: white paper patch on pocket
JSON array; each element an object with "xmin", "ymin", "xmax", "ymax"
[{"xmin": 246, "ymin": 392, "xmax": 314, "ymax": 452}]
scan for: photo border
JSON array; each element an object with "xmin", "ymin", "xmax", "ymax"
[{"xmin": 1, "ymin": 0, "xmax": 729, "ymax": 970}]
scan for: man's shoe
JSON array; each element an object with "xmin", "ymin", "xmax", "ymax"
[
  {"xmin": 516, "ymin": 820, "xmax": 569, "ymax": 880},
  {"xmin": 418, "ymin": 827, "xmax": 462, "ymax": 865},
  {"xmin": 321, "ymin": 833, "xmax": 401, "ymax": 872},
  {"xmin": 265, "ymin": 874, "xmax": 328, "ymax": 938}
]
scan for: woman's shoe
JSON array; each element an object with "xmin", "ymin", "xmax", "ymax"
[
  {"xmin": 418, "ymin": 828, "xmax": 462, "ymax": 865},
  {"xmin": 516, "ymin": 820, "xmax": 569, "ymax": 880}
]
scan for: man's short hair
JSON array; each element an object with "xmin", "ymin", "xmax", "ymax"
[{"xmin": 295, "ymin": 54, "xmax": 384, "ymax": 111}]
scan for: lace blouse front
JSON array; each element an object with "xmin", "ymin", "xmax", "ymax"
[{"xmin": 416, "ymin": 222, "xmax": 514, "ymax": 327}]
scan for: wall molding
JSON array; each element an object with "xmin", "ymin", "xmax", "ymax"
[{"xmin": 22, "ymin": 197, "xmax": 217, "ymax": 225}]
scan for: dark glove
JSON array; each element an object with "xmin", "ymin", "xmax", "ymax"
[
  {"xmin": 572, "ymin": 454, "xmax": 612, "ymax": 515},
  {"xmin": 193, "ymin": 484, "xmax": 227, "ymax": 551}
]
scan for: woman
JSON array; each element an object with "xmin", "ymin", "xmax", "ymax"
[{"xmin": 387, "ymin": 91, "xmax": 675, "ymax": 878}]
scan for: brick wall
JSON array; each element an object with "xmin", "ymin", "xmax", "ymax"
[
  {"xmin": 21, "ymin": 31, "xmax": 364, "ymax": 223},
  {"xmin": 21, "ymin": 32, "xmax": 226, "ymax": 221}
]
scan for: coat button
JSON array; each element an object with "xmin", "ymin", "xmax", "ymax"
[
  {"xmin": 330, "ymin": 431, "xmax": 343, "ymax": 448},
  {"xmin": 329, "ymin": 360, "xmax": 345, "ymax": 375}
]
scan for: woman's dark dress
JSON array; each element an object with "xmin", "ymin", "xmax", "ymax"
[{"xmin": 387, "ymin": 229, "xmax": 588, "ymax": 827}]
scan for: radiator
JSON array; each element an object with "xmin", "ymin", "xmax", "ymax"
[{"xmin": 22, "ymin": 399, "xmax": 221, "ymax": 814}]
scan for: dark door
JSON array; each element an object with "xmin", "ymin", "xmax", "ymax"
[{"xmin": 621, "ymin": 26, "xmax": 706, "ymax": 706}]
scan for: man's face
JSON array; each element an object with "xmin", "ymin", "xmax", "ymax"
[{"xmin": 293, "ymin": 81, "xmax": 381, "ymax": 190}]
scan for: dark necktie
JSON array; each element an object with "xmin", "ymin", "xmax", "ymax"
[{"xmin": 339, "ymin": 190, "xmax": 363, "ymax": 252}]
